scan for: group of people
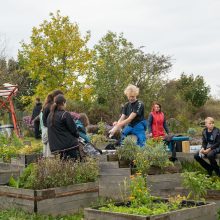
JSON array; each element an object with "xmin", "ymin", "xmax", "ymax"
[
  {"xmin": 31, "ymin": 84, "xmax": 220, "ymax": 177},
  {"xmin": 110, "ymin": 84, "xmax": 169, "ymax": 147},
  {"xmin": 111, "ymin": 84, "xmax": 220, "ymax": 177},
  {"xmin": 31, "ymin": 90, "xmax": 90, "ymax": 160}
]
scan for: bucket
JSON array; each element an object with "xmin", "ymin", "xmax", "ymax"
[{"xmin": 0, "ymin": 124, "xmax": 14, "ymax": 136}]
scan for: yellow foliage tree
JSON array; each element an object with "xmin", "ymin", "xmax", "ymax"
[{"xmin": 18, "ymin": 11, "xmax": 94, "ymax": 103}]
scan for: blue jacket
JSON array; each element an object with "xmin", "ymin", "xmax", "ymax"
[{"xmin": 75, "ymin": 119, "xmax": 90, "ymax": 143}]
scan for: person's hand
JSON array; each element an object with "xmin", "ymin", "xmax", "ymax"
[
  {"xmin": 109, "ymin": 126, "xmax": 119, "ymax": 137},
  {"xmin": 203, "ymin": 148, "xmax": 211, "ymax": 155},
  {"xmin": 199, "ymin": 148, "xmax": 205, "ymax": 154},
  {"xmin": 113, "ymin": 121, "xmax": 118, "ymax": 126}
]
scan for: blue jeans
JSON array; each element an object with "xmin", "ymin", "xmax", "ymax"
[{"xmin": 121, "ymin": 120, "xmax": 147, "ymax": 147}]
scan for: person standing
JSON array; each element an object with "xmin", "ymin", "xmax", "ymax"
[
  {"xmin": 40, "ymin": 93, "xmax": 53, "ymax": 157},
  {"xmin": 110, "ymin": 84, "xmax": 147, "ymax": 147},
  {"xmin": 148, "ymin": 102, "xmax": 169, "ymax": 138},
  {"xmin": 47, "ymin": 94, "xmax": 79, "ymax": 160},
  {"xmin": 42, "ymin": 90, "xmax": 64, "ymax": 157},
  {"xmin": 194, "ymin": 117, "xmax": 220, "ymax": 176},
  {"xmin": 31, "ymin": 98, "xmax": 42, "ymax": 139}
]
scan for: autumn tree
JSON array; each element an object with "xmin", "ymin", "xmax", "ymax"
[
  {"xmin": 177, "ymin": 73, "xmax": 210, "ymax": 108},
  {"xmin": 92, "ymin": 31, "xmax": 171, "ymax": 119},
  {"xmin": 18, "ymin": 11, "xmax": 93, "ymax": 102}
]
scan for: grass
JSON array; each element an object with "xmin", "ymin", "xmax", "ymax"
[{"xmin": 0, "ymin": 209, "xmax": 83, "ymax": 220}]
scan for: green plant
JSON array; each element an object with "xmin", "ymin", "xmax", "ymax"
[
  {"xmin": 133, "ymin": 150, "xmax": 150, "ymax": 175},
  {"xmin": 129, "ymin": 174, "xmax": 151, "ymax": 207},
  {"xmin": 187, "ymin": 127, "xmax": 197, "ymax": 136},
  {"xmin": 9, "ymin": 157, "xmax": 99, "ymax": 189},
  {"xmin": 90, "ymin": 134, "xmax": 107, "ymax": 146},
  {"xmin": 168, "ymin": 194, "xmax": 187, "ymax": 210},
  {"xmin": 97, "ymin": 120, "xmax": 106, "ymax": 136},
  {"xmin": 144, "ymin": 140, "xmax": 172, "ymax": 169},
  {"xmin": 0, "ymin": 208, "xmax": 83, "ymax": 220},
  {"xmin": 100, "ymin": 175, "xmax": 183, "ymax": 216},
  {"xmin": 181, "ymin": 172, "xmax": 211, "ymax": 200},
  {"xmin": 0, "ymin": 133, "xmax": 25, "ymax": 161},
  {"xmin": 116, "ymin": 136, "xmax": 141, "ymax": 161},
  {"xmin": 181, "ymin": 160, "xmax": 206, "ymax": 174}
]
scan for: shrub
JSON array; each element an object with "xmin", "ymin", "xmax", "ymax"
[
  {"xmin": 181, "ymin": 172, "xmax": 211, "ymax": 200},
  {"xmin": 0, "ymin": 133, "xmax": 24, "ymax": 161},
  {"xmin": 145, "ymin": 139, "xmax": 172, "ymax": 169},
  {"xmin": 116, "ymin": 137, "xmax": 141, "ymax": 161},
  {"xmin": 9, "ymin": 157, "xmax": 99, "ymax": 189},
  {"xmin": 0, "ymin": 209, "xmax": 83, "ymax": 220},
  {"xmin": 187, "ymin": 127, "xmax": 197, "ymax": 136}
]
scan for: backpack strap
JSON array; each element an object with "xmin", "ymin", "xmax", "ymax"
[{"xmin": 61, "ymin": 111, "xmax": 67, "ymax": 120}]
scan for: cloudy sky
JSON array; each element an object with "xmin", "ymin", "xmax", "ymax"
[{"xmin": 0, "ymin": 0, "xmax": 219, "ymax": 96}]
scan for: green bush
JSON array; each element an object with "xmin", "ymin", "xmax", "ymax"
[
  {"xmin": 181, "ymin": 172, "xmax": 211, "ymax": 200},
  {"xmin": 142, "ymin": 140, "xmax": 172, "ymax": 170},
  {"xmin": 9, "ymin": 157, "xmax": 99, "ymax": 189},
  {"xmin": 116, "ymin": 137, "xmax": 141, "ymax": 161},
  {"xmin": 0, "ymin": 209, "xmax": 83, "ymax": 220},
  {"xmin": 0, "ymin": 133, "xmax": 24, "ymax": 161}
]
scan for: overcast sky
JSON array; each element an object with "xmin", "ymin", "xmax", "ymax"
[{"xmin": 0, "ymin": 0, "xmax": 219, "ymax": 96}]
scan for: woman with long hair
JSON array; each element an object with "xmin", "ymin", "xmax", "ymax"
[
  {"xmin": 40, "ymin": 93, "xmax": 53, "ymax": 157},
  {"xmin": 41, "ymin": 90, "xmax": 63, "ymax": 157},
  {"xmin": 47, "ymin": 94, "xmax": 79, "ymax": 160},
  {"xmin": 148, "ymin": 102, "xmax": 169, "ymax": 138}
]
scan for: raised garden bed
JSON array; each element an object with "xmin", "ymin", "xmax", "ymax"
[
  {"xmin": 175, "ymin": 187, "xmax": 220, "ymax": 209},
  {"xmin": 0, "ymin": 182, "xmax": 98, "ymax": 216},
  {"xmin": 84, "ymin": 199, "xmax": 216, "ymax": 220},
  {"xmin": 0, "ymin": 162, "xmax": 24, "ymax": 185},
  {"xmin": 99, "ymin": 161, "xmax": 182, "ymax": 199}
]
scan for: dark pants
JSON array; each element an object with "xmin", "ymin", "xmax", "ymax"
[
  {"xmin": 34, "ymin": 120, "xmax": 41, "ymax": 139},
  {"xmin": 59, "ymin": 148, "xmax": 78, "ymax": 161},
  {"xmin": 194, "ymin": 149, "xmax": 220, "ymax": 175}
]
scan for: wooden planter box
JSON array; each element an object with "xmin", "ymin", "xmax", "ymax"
[
  {"xmin": 84, "ymin": 200, "xmax": 216, "ymax": 220},
  {"xmin": 107, "ymin": 154, "xmax": 182, "ymax": 173},
  {"xmin": 11, "ymin": 153, "xmax": 43, "ymax": 167},
  {"xmin": 0, "ymin": 162, "xmax": 24, "ymax": 185},
  {"xmin": 0, "ymin": 181, "xmax": 98, "ymax": 216},
  {"xmin": 175, "ymin": 187, "xmax": 220, "ymax": 209},
  {"xmin": 99, "ymin": 161, "xmax": 182, "ymax": 200}
]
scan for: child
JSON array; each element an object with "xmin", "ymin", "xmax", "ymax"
[
  {"xmin": 75, "ymin": 113, "xmax": 90, "ymax": 143},
  {"xmin": 110, "ymin": 84, "xmax": 147, "ymax": 147},
  {"xmin": 194, "ymin": 117, "xmax": 220, "ymax": 176}
]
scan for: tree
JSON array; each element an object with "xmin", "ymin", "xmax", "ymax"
[
  {"xmin": 18, "ymin": 11, "xmax": 93, "ymax": 102},
  {"xmin": 177, "ymin": 73, "xmax": 210, "ymax": 108},
  {"xmin": 0, "ymin": 58, "xmax": 36, "ymax": 110},
  {"xmin": 92, "ymin": 31, "xmax": 172, "ymax": 119}
]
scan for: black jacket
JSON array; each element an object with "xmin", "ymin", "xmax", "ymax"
[
  {"xmin": 42, "ymin": 104, "xmax": 51, "ymax": 127},
  {"xmin": 47, "ymin": 110, "xmax": 79, "ymax": 153},
  {"xmin": 202, "ymin": 127, "xmax": 220, "ymax": 150},
  {"xmin": 31, "ymin": 103, "xmax": 42, "ymax": 121}
]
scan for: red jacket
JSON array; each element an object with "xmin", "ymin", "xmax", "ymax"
[{"xmin": 151, "ymin": 111, "xmax": 165, "ymax": 138}]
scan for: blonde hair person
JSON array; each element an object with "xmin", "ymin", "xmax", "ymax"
[
  {"xmin": 124, "ymin": 84, "xmax": 139, "ymax": 96},
  {"xmin": 110, "ymin": 84, "xmax": 147, "ymax": 147},
  {"xmin": 205, "ymin": 117, "xmax": 214, "ymax": 124},
  {"xmin": 194, "ymin": 117, "xmax": 220, "ymax": 177}
]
